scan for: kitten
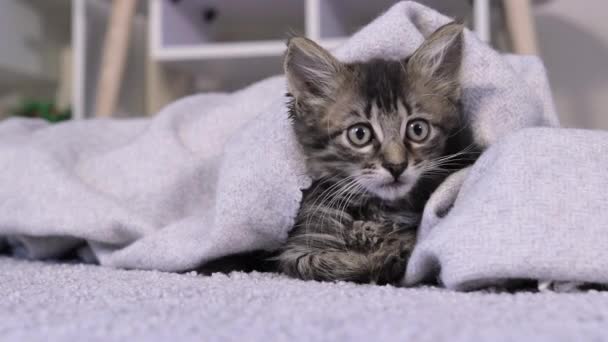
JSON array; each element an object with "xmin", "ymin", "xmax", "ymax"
[{"xmin": 278, "ymin": 23, "xmax": 477, "ymax": 285}]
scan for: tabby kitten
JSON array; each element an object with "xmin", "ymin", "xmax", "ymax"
[{"xmin": 278, "ymin": 23, "xmax": 476, "ymax": 285}]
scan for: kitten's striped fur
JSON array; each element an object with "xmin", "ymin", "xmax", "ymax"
[{"xmin": 278, "ymin": 23, "xmax": 477, "ymax": 284}]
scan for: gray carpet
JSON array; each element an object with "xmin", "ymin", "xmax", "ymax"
[{"xmin": 1, "ymin": 257, "xmax": 607, "ymax": 341}]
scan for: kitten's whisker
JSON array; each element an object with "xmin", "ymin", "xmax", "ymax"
[
  {"xmin": 307, "ymin": 176, "xmax": 355, "ymax": 213},
  {"xmin": 432, "ymin": 144, "xmax": 479, "ymax": 162},
  {"xmin": 336, "ymin": 183, "xmax": 365, "ymax": 239},
  {"xmin": 315, "ymin": 178, "xmax": 358, "ymax": 228},
  {"xmin": 303, "ymin": 177, "xmax": 342, "ymax": 229},
  {"xmin": 422, "ymin": 162, "xmax": 467, "ymax": 171},
  {"xmin": 336, "ymin": 181, "xmax": 363, "ymax": 227},
  {"xmin": 307, "ymin": 177, "xmax": 353, "ymax": 231},
  {"xmin": 424, "ymin": 146, "xmax": 480, "ymax": 171},
  {"xmin": 303, "ymin": 176, "xmax": 357, "ymax": 245},
  {"xmin": 446, "ymin": 117, "xmax": 473, "ymax": 139},
  {"xmin": 326, "ymin": 179, "xmax": 358, "ymax": 214}
]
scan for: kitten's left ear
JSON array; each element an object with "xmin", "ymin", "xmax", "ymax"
[{"xmin": 408, "ymin": 22, "xmax": 464, "ymax": 101}]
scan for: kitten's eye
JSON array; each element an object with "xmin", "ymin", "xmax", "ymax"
[
  {"xmin": 347, "ymin": 124, "xmax": 373, "ymax": 147},
  {"xmin": 406, "ymin": 119, "xmax": 430, "ymax": 142}
]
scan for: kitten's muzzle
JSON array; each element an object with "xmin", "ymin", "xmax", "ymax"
[{"xmin": 382, "ymin": 162, "xmax": 407, "ymax": 180}]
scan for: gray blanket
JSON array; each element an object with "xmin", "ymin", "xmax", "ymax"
[
  {"xmin": 406, "ymin": 127, "xmax": 608, "ymax": 289},
  {"xmin": 2, "ymin": 2, "xmax": 602, "ymax": 290},
  {"xmin": 2, "ymin": 257, "xmax": 608, "ymax": 341}
]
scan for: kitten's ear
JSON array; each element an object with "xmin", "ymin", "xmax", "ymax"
[
  {"xmin": 408, "ymin": 22, "xmax": 464, "ymax": 101},
  {"xmin": 284, "ymin": 37, "xmax": 343, "ymax": 99}
]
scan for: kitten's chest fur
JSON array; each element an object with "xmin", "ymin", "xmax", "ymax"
[
  {"xmin": 300, "ymin": 178, "xmax": 431, "ymax": 233},
  {"xmin": 356, "ymin": 197, "xmax": 420, "ymax": 229}
]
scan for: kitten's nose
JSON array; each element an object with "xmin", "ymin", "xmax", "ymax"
[{"xmin": 383, "ymin": 162, "xmax": 407, "ymax": 180}]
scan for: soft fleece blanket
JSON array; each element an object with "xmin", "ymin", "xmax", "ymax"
[{"xmin": 1, "ymin": 2, "xmax": 604, "ymax": 290}]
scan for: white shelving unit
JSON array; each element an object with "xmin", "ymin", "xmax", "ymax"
[
  {"xmin": 2, "ymin": 0, "xmax": 496, "ymax": 118},
  {"xmin": 148, "ymin": 0, "xmax": 481, "ymax": 96},
  {"xmin": 0, "ymin": 0, "xmax": 148, "ymax": 119},
  {"xmin": 72, "ymin": 0, "xmax": 148, "ymax": 119}
]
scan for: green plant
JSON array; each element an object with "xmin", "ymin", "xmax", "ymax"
[{"xmin": 10, "ymin": 99, "xmax": 71, "ymax": 123}]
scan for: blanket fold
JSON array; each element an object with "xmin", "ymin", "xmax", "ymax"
[
  {"xmin": 3, "ymin": 2, "xmax": 599, "ymax": 291},
  {"xmin": 406, "ymin": 128, "xmax": 608, "ymax": 290}
]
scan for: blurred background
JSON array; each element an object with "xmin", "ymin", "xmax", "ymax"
[{"xmin": 0, "ymin": 0, "xmax": 606, "ymax": 129}]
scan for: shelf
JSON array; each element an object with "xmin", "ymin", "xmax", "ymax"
[
  {"xmin": 165, "ymin": 54, "xmax": 283, "ymax": 91},
  {"xmin": 159, "ymin": 0, "xmax": 305, "ymax": 47},
  {"xmin": 154, "ymin": 37, "xmax": 346, "ymax": 60},
  {"xmin": 148, "ymin": 0, "xmax": 478, "ymax": 95},
  {"xmin": 154, "ymin": 40, "xmax": 287, "ymax": 60},
  {"xmin": 156, "ymin": 35, "xmax": 346, "ymax": 91},
  {"xmin": 151, "ymin": 0, "xmax": 474, "ymax": 61}
]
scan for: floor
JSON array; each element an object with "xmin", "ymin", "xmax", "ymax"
[{"xmin": 1, "ymin": 257, "xmax": 607, "ymax": 341}]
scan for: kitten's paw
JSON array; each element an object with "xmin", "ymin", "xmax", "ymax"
[
  {"xmin": 371, "ymin": 242, "xmax": 409, "ymax": 285},
  {"xmin": 372, "ymin": 233, "xmax": 417, "ymax": 285},
  {"xmin": 347, "ymin": 221, "xmax": 388, "ymax": 250}
]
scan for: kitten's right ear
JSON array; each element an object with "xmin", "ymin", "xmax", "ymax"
[{"xmin": 284, "ymin": 37, "xmax": 343, "ymax": 99}]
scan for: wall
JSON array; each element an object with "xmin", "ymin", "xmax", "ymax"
[
  {"xmin": 534, "ymin": 0, "xmax": 608, "ymax": 129},
  {"xmin": 0, "ymin": 0, "xmax": 46, "ymax": 87}
]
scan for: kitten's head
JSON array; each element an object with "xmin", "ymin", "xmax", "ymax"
[{"xmin": 285, "ymin": 23, "xmax": 466, "ymax": 201}]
